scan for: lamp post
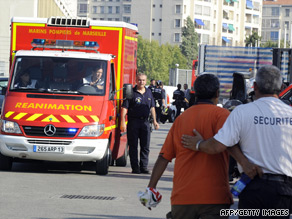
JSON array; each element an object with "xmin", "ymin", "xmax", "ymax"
[{"xmin": 175, "ymin": 63, "xmax": 179, "ymax": 86}]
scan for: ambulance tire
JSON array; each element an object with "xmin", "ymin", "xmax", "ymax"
[
  {"xmin": 168, "ymin": 111, "xmax": 175, "ymax": 123},
  {"xmin": 95, "ymin": 146, "xmax": 110, "ymax": 175},
  {"xmin": 0, "ymin": 152, "xmax": 12, "ymax": 171},
  {"xmin": 115, "ymin": 144, "xmax": 128, "ymax": 167}
]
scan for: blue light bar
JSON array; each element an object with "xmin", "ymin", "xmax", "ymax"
[
  {"xmin": 84, "ymin": 41, "xmax": 98, "ymax": 47},
  {"xmin": 68, "ymin": 128, "xmax": 77, "ymax": 133},
  {"xmin": 32, "ymin": 39, "xmax": 45, "ymax": 45}
]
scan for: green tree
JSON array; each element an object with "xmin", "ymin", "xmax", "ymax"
[
  {"xmin": 180, "ymin": 16, "xmax": 199, "ymax": 69},
  {"xmin": 137, "ymin": 36, "xmax": 187, "ymax": 85},
  {"xmin": 245, "ymin": 31, "xmax": 261, "ymax": 47},
  {"xmin": 261, "ymin": 40, "xmax": 290, "ymax": 48}
]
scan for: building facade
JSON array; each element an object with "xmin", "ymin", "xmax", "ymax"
[
  {"xmin": 0, "ymin": 0, "xmax": 76, "ymax": 76},
  {"xmin": 77, "ymin": 0, "xmax": 262, "ymax": 47},
  {"xmin": 262, "ymin": 0, "xmax": 292, "ymax": 46}
]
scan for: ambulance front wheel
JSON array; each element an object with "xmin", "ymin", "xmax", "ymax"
[
  {"xmin": 168, "ymin": 111, "xmax": 175, "ymax": 123},
  {"xmin": 0, "ymin": 152, "xmax": 13, "ymax": 171},
  {"xmin": 95, "ymin": 146, "xmax": 111, "ymax": 175}
]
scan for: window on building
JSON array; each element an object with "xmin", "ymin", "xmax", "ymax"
[
  {"xmin": 262, "ymin": 19, "xmax": 266, "ymax": 28},
  {"xmin": 152, "ymin": 33, "xmax": 154, "ymax": 36},
  {"xmin": 109, "ymin": 0, "xmax": 112, "ymax": 2},
  {"xmin": 203, "ymin": 20, "xmax": 210, "ymax": 30},
  {"xmin": 124, "ymin": 5, "xmax": 131, "ymax": 13},
  {"xmin": 174, "ymin": 33, "xmax": 180, "ymax": 42},
  {"xmin": 123, "ymin": 16, "xmax": 130, "ymax": 23},
  {"xmin": 116, "ymin": 0, "xmax": 120, "ymax": 2},
  {"xmin": 79, "ymin": 4, "xmax": 88, "ymax": 13},
  {"xmin": 184, "ymin": 5, "xmax": 186, "ymax": 14},
  {"xmin": 175, "ymin": 5, "xmax": 181, "ymax": 14},
  {"xmin": 214, "ymin": 10, "xmax": 216, "ymax": 18},
  {"xmin": 153, "ymin": 4, "xmax": 155, "ymax": 8},
  {"xmin": 116, "ymin": 6, "xmax": 120, "ymax": 13},
  {"xmin": 108, "ymin": 18, "xmax": 112, "ymax": 21},
  {"xmin": 285, "ymin": 9, "xmax": 290, "ymax": 17},
  {"xmin": 285, "ymin": 21, "xmax": 289, "ymax": 30},
  {"xmin": 271, "ymin": 19, "xmax": 279, "ymax": 28},
  {"xmin": 115, "ymin": 18, "xmax": 120, "ymax": 21},
  {"xmin": 159, "ymin": 33, "xmax": 161, "ymax": 36},
  {"xmin": 160, "ymin": 4, "xmax": 162, "ymax": 8},
  {"xmin": 270, "ymin": 31, "xmax": 279, "ymax": 41},
  {"xmin": 175, "ymin": 19, "xmax": 181, "ymax": 28},
  {"xmin": 203, "ymin": 6, "xmax": 211, "ymax": 16},
  {"xmin": 123, "ymin": 0, "xmax": 131, "ymax": 1},
  {"xmin": 108, "ymin": 6, "xmax": 112, "ymax": 14},
  {"xmin": 152, "ymin": 18, "xmax": 155, "ymax": 21},
  {"xmin": 271, "ymin": 7, "xmax": 280, "ymax": 16},
  {"xmin": 198, "ymin": 33, "xmax": 201, "ymax": 43},
  {"xmin": 253, "ymin": 2, "xmax": 260, "ymax": 11},
  {"xmin": 100, "ymin": 18, "xmax": 104, "ymax": 20},
  {"xmin": 213, "ymin": 24, "xmax": 216, "ymax": 32},
  {"xmin": 92, "ymin": 6, "xmax": 97, "ymax": 14},
  {"xmin": 195, "ymin": 5, "xmax": 202, "ymax": 15},
  {"xmin": 100, "ymin": 6, "xmax": 104, "ymax": 14},
  {"xmin": 229, "ymin": 11, "xmax": 234, "ymax": 20},
  {"xmin": 159, "ymin": 19, "xmax": 162, "ymax": 22},
  {"xmin": 202, "ymin": 34, "xmax": 209, "ymax": 44},
  {"xmin": 223, "ymin": 10, "xmax": 228, "ymax": 19}
]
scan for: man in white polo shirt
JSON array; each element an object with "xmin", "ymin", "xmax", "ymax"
[{"xmin": 181, "ymin": 65, "xmax": 292, "ymax": 218}]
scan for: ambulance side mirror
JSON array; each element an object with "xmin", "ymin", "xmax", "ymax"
[
  {"xmin": 1, "ymin": 87, "xmax": 7, "ymax": 95},
  {"xmin": 123, "ymin": 84, "xmax": 133, "ymax": 100}
]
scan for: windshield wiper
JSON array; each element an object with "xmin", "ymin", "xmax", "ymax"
[{"xmin": 11, "ymin": 87, "xmax": 38, "ymax": 91}]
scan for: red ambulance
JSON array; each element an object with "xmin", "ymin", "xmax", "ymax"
[{"xmin": 0, "ymin": 17, "xmax": 138, "ymax": 175}]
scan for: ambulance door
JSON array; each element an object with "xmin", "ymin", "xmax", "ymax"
[{"xmin": 108, "ymin": 62, "xmax": 117, "ymax": 152}]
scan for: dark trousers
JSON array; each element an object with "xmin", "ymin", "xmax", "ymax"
[
  {"xmin": 176, "ymin": 105, "xmax": 182, "ymax": 118},
  {"xmin": 238, "ymin": 174, "xmax": 292, "ymax": 218},
  {"xmin": 171, "ymin": 204, "xmax": 230, "ymax": 219},
  {"xmin": 127, "ymin": 118, "xmax": 150, "ymax": 170},
  {"xmin": 155, "ymin": 106, "xmax": 161, "ymax": 123}
]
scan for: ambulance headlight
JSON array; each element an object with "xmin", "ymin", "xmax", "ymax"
[
  {"xmin": 1, "ymin": 120, "xmax": 22, "ymax": 134},
  {"xmin": 78, "ymin": 124, "xmax": 104, "ymax": 137}
]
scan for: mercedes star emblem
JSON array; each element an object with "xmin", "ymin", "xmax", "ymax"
[{"xmin": 44, "ymin": 124, "xmax": 57, "ymax": 136}]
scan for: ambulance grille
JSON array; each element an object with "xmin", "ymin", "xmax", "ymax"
[
  {"xmin": 48, "ymin": 17, "xmax": 89, "ymax": 27},
  {"xmin": 23, "ymin": 126, "xmax": 78, "ymax": 138},
  {"xmin": 27, "ymin": 140, "xmax": 72, "ymax": 145}
]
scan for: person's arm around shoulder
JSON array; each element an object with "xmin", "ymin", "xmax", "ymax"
[
  {"xmin": 120, "ymin": 107, "xmax": 127, "ymax": 133},
  {"xmin": 181, "ymin": 129, "xmax": 226, "ymax": 154}
]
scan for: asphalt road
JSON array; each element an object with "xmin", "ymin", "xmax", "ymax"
[{"xmin": 0, "ymin": 122, "xmax": 239, "ymax": 219}]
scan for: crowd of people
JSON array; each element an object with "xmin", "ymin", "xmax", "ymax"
[{"xmin": 122, "ymin": 65, "xmax": 292, "ymax": 219}]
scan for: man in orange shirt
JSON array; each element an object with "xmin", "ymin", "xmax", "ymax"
[{"xmin": 141, "ymin": 74, "xmax": 233, "ymax": 218}]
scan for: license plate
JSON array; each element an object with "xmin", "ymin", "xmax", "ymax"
[{"xmin": 33, "ymin": 145, "xmax": 64, "ymax": 153}]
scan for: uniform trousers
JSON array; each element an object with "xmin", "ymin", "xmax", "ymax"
[
  {"xmin": 239, "ymin": 174, "xmax": 292, "ymax": 218},
  {"xmin": 127, "ymin": 118, "xmax": 151, "ymax": 170}
]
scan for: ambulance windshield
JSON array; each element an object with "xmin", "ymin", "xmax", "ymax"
[{"xmin": 10, "ymin": 56, "xmax": 107, "ymax": 96}]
